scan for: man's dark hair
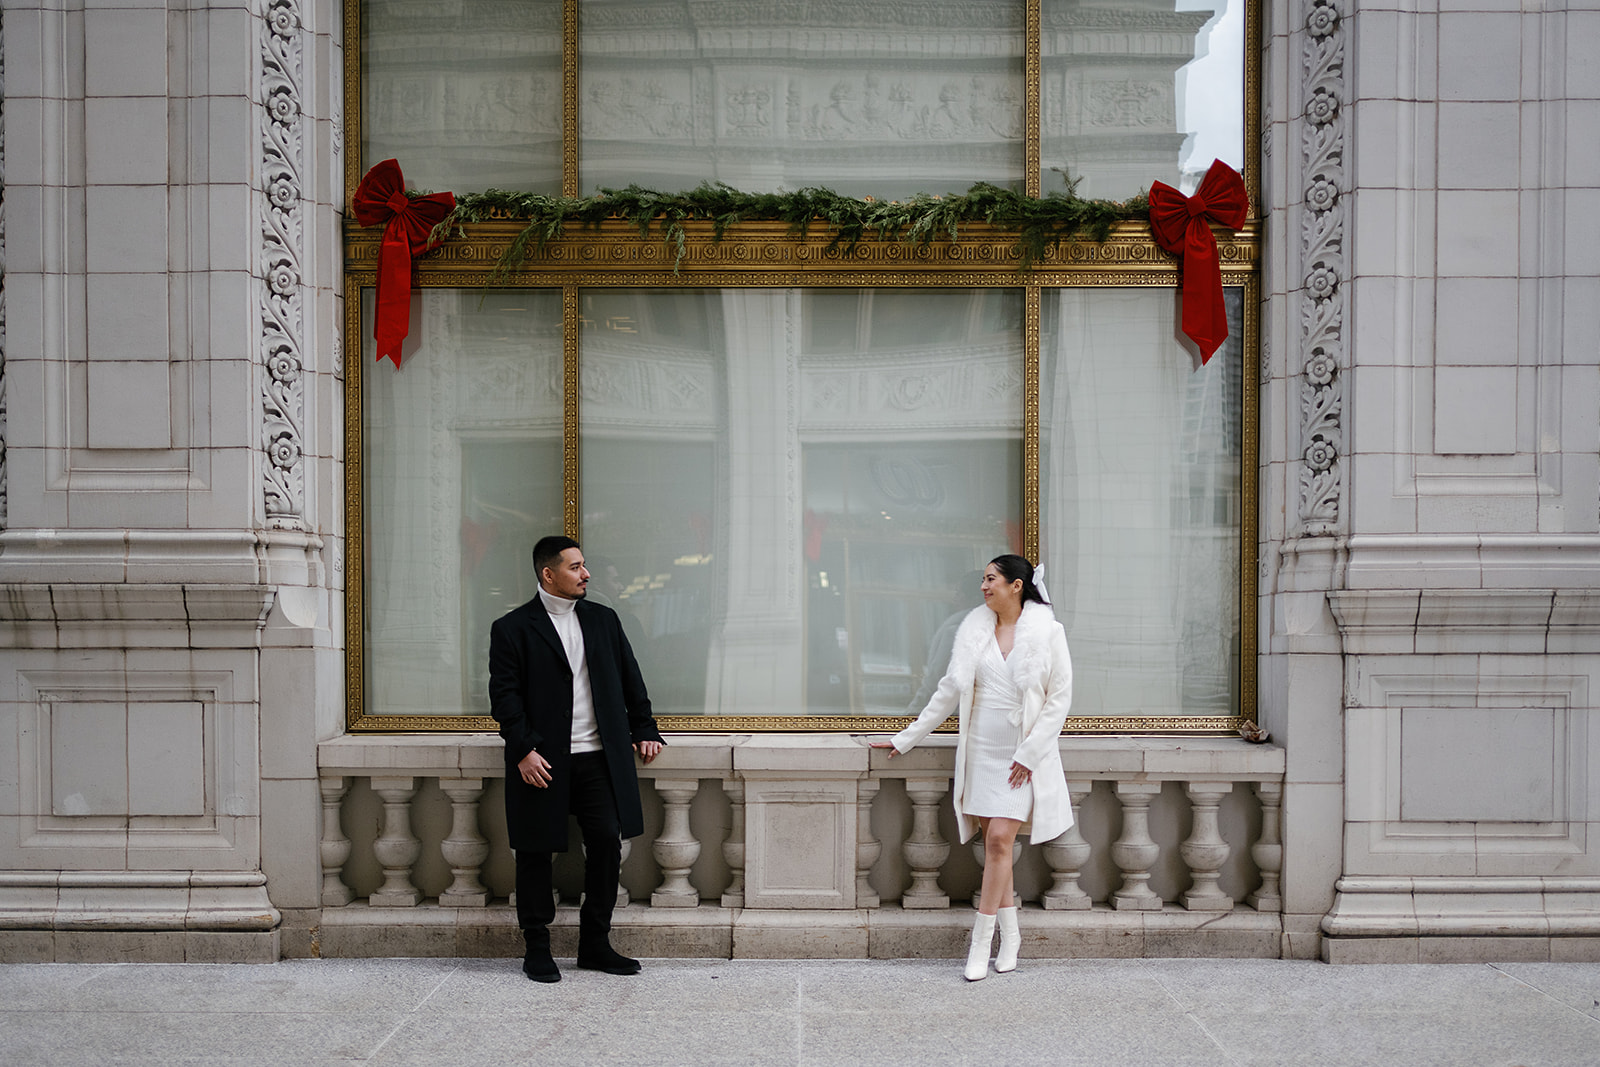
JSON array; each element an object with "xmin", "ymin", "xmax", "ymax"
[{"xmin": 532, "ymin": 535, "xmax": 582, "ymax": 579}]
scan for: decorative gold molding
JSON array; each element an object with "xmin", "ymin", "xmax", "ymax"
[
  {"xmin": 345, "ymin": 220, "xmax": 1259, "ymax": 285},
  {"xmin": 345, "ymin": 712, "xmax": 1249, "ymax": 735},
  {"xmin": 1240, "ymin": 273, "xmax": 1261, "ymax": 727},
  {"xmin": 1025, "ymin": 0, "xmax": 1041, "ymax": 199},
  {"xmin": 341, "ymin": 0, "xmax": 1264, "ymax": 736},
  {"xmin": 1024, "ymin": 286, "xmax": 1041, "ymax": 562},
  {"xmin": 563, "ymin": 285, "xmax": 579, "ymax": 536},
  {"xmin": 341, "ymin": 0, "xmax": 361, "ymax": 209},
  {"xmin": 343, "ymin": 294, "xmax": 366, "ymax": 729},
  {"xmin": 562, "ymin": 0, "xmax": 578, "ymax": 198},
  {"xmin": 1245, "ymin": 0, "xmax": 1263, "ymax": 212}
]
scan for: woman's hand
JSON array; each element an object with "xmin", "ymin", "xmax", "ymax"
[
  {"xmin": 1008, "ymin": 761, "xmax": 1032, "ymax": 788},
  {"xmin": 868, "ymin": 740, "xmax": 901, "ymax": 758}
]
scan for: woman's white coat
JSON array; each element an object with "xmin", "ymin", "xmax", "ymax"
[{"xmin": 890, "ymin": 600, "xmax": 1074, "ymax": 845}]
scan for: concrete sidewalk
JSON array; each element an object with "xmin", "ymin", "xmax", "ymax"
[{"xmin": 1, "ymin": 956, "xmax": 1597, "ymax": 1066}]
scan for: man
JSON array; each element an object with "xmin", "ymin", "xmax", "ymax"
[{"xmin": 489, "ymin": 535, "xmax": 665, "ymax": 982}]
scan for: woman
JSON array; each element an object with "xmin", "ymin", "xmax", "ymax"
[{"xmin": 872, "ymin": 554, "xmax": 1073, "ymax": 981}]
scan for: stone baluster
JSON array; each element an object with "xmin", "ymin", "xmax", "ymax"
[
  {"xmin": 1247, "ymin": 780, "xmax": 1284, "ymax": 912},
  {"xmin": 901, "ymin": 778, "xmax": 951, "ymax": 909},
  {"xmin": 318, "ymin": 775, "xmax": 354, "ymax": 907},
  {"xmin": 651, "ymin": 779, "xmax": 702, "ymax": 907},
  {"xmin": 721, "ymin": 779, "xmax": 746, "ymax": 908},
  {"xmin": 1041, "ymin": 778, "xmax": 1093, "ymax": 910},
  {"xmin": 969, "ymin": 834, "xmax": 1023, "ymax": 909},
  {"xmin": 1110, "ymin": 781, "xmax": 1163, "ymax": 911},
  {"xmin": 369, "ymin": 776, "xmax": 422, "ymax": 907},
  {"xmin": 856, "ymin": 778, "xmax": 881, "ymax": 909},
  {"xmin": 617, "ymin": 838, "xmax": 632, "ymax": 909},
  {"xmin": 437, "ymin": 777, "xmax": 490, "ymax": 907},
  {"xmin": 1180, "ymin": 781, "xmax": 1234, "ymax": 911}
]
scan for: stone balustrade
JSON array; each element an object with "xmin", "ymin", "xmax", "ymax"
[{"xmin": 314, "ymin": 734, "xmax": 1284, "ymax": 959}]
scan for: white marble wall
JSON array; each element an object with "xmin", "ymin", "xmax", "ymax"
[
  {"xmin": 0, "ymin": 0, "xmax": 346, "ymax": 960},
  {"xmin": 1261, "ymin": 0, "xmax": 1600, "ymax": 961}
]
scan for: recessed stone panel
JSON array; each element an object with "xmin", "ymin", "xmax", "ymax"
[{"xmin": 1400, "ymin": 707, "xmax": 1557, "ymax": 822}]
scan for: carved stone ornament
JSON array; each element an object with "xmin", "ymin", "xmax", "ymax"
[
  {"xmin": 261, "ymin": 0, "xmax": 307, "ymax": 529},
  {"xmin": 1297, "ymin": 0, "xmax": 1345, "ymax": 535}
]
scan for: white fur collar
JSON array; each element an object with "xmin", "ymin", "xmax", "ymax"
[{"xmin": 947, "ymin": 600, "xmax": 1058, "ymax": 694}]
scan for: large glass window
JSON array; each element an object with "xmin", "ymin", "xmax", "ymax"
[
  {"xmin": 348, "ymin": 0, "xmax": 1257, "ymax": 730},
  {"xmin": 579, "ymin": 2, "xmax": 1025, "ymax": 197}
]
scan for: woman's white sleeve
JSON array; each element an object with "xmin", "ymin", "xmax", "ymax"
[
  {"xmin": 892, "ymin": 669, "xmax": 963, "ymax": 752},
  {"xmin": 1013, "ymin": 630, "xmax": 1073, "ymax": 771}
]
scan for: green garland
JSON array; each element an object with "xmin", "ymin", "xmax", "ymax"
[{"xmin": 422, "ymin": 181, "xmax": 1150, "ymax": 279}]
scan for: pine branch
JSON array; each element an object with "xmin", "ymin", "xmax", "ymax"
[{"xmin": 414, "ymin": 182, "xmax": 1151, "ymax": 275}]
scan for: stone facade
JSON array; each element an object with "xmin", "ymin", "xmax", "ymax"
[{"xmin": 0, "ymin": 0, "xmax": 1597, "ymax": 964}]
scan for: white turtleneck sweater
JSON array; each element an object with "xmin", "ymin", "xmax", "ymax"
[{"xmin": 537, "ymin": 587, "xmax": 602, "ymax": 753}]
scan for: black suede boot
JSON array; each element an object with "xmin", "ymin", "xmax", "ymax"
[
  {"xmin": 576, "ymin": 935, "xmax": 641, "ymax": 975},
  {"xmin": 522, "ymin": 929, "xmax": 560, "ymax": 983}
]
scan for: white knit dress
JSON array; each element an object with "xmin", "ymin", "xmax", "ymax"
[{"xmin": 959, "ymin": 635, "xmax": 1033, "ymax": 822}]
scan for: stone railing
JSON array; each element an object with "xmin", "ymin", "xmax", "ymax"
[{"xmin": 314, "ymin": 734, "xmax": 1284, "ymax": 959}]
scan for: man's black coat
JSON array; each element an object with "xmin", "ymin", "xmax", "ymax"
[{"xmin": 488, "ymin": 595, "xmax": 664, "ymax": 852}]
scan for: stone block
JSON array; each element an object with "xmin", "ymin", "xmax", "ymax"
[
  {"xmin": 0, "ymin": 931, "xmax": 57, "ymax": 963},
  {"xmin": 733, "ymin": 909, "xmax": 868, "ymax": 959},
  {"xmin": 54, "ymin": 929, "xmax": 187, "ymax": 963},
  {"xmin": 185, "ymin": 930, "xmax": 280, "ymax": 963},
  {"xmin": 1549, "ymin": 937, "xmax": 1600, "ymax": 962},
  {"xmin": 1321, "ymin": 937, "xmax": 1420, "ymax": 964},
  {"xmin": 1416, "ymin": 936, "xmax": 1551, "ymax": 963},
  {"xmin": 743, "ymin": 779, "xmax": 856, "ymax": 908}
]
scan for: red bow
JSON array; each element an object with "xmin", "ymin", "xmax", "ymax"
[
  {"xmin": 1148, "ymin": 159, "xmax": 1248, "ymax": 364},
  {"xmin": 352, "ymin": 159, "xmax": 455, "ymax": 367}
]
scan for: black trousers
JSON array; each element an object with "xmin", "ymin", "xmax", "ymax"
[{"xmin": 515, "ymin": 751, "xmax": 622, "ymax": 948}]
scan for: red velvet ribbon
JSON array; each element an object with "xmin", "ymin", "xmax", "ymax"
[
  {"xmin": 351, "ymin": 159, "xmax": 455, "ymax": 367},
  {"xmin": 1148, "ymin": 159, "xmax": 1248, "ymax": 364}
]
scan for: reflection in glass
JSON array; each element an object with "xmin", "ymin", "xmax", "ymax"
[
  {"xmin": 579, "ymin": 1, "xmax": 1024, "ymax": 198},
  {"xmin": 363, "ymin": 0, "xmax": 562, "ymax": 193},
  {"xmin": 1040, "ymin": 0, "xmax": 1245, "ymax": 200},
  {"xmin": 363, "ymin": 289, "xmax": 564, "ymax": 717},
  {"xmin": 576, "ymin": 288, "xmax": 1022, "ymax": 717},
  {"xmin": 1039, "ymin": 288, "xmax": 1242, "ymax": 719}
]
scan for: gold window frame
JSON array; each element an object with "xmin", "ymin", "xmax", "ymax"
[{"xmin": 342, "ymin": 0, "xmax": 1263, "ymax": 734}]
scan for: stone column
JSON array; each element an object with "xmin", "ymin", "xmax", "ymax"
[
  {"xmin": 902, "ymin": 778, "xmax": 951, "ymax": 909},
  {"xmin": 1180, "ymin": 781, "xmax": 1234, "ymax": 911},
  {"xmin": 651, "ymin": 779, "xmax": 702, "ymax": 907},
  {"xmin": 1110, "ymin": 781, "xmax": 1163, "ymax": 911},
  {"xmin": 1248, "ymin": 780, "xmax": 1284, "ymax": 913},
  {"xmin": 369, "ymin": 776, "xmax": 422, "ymax": 907},
  {"xmin": 438, "ymin": 777, "xmax": 490, "ymax": 907},
  {"xmin": 1041, "ymin": 778, "xmax": 1093, "ymax": 910},
  {"xmin": 721, "ymin": 779, "xmax": 746, "ymax": 908},
  {"xmin": 856, "ymin": 778, "xmax": 881, "ymax": 909},
  {"xmin": 318, "ymin": 775, "xmax": 354, "ymax": 907}
]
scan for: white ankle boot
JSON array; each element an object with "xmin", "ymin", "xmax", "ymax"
[
  {"xmin": 965, "ymin": 912, "xmax": 997, "ymax": 981},
  {"xmin": 995, "ymin": 906, "xmax": 1020, "ymax": 973}
]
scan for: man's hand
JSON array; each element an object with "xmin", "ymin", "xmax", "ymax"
[
  {"xmin": 517, "ymin": 749, "xmax": 553, "ymax": 788},
  {"xmin": 634, "ymin": 740, "xmax": 663, "ymax": 764}
]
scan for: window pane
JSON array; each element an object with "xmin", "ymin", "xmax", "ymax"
[
  {"xmin": 579, "ymin": 1, "xmax": 1024, "ymax": 197},
  {"xmin": 1041, "ymin": 0, "xmax": 1245, "ymax": 199},
  {"xmin": 363, "ymin": 0, "xmax": 562, "ymax": 193},
  {"xmin": 363, "ymin": 289, "xmax": 564, "ymax": 717},
  {"xmin": 578, "ymin": 288, "xmax": 1023, "ymax": 717},
  {"xmin": 1039, "ymin": 288, "xmax": 1243, "ymax": 719}
]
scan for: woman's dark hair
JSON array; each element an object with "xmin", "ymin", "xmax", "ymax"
[{"xmin": 988, "ymin": 554, "xmax": 1049, "ymax": 606}]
